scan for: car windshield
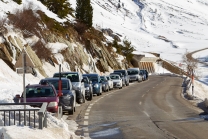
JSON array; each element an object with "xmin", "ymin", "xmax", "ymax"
[
  {"xmin": 110, "ymin": 75, "xmax": 119, "ymax": 80},
  {"xmin": 43, "ymin": 80, "xmax": 69, "ymax": 90},
  {"xmin": 128, "ymin": 70, "xmax": 139, "ymax": 75},
  {"xmin": 26, "ymin": 87, "xmax": 55, "ymax": 97},
  {"xmin": 112, "ymin": 72, "xmax": 121, "ymax": 76},
  {"xmin": 82, "ymin": 77, "xmax": 89, "ymax": 84},
  {"xmin": 85, "ymin": 75, "xmax": 99, "ymax": 82},
  {"xmin": 53, "ymin": 73, "xmax": 79, "ymax": 82},
  {"xmin": 100, "ymin": 76, "xmax": 105, "ymax": 81},
  {"xmin": 114, "ymin": 71, "xmax": 125, "ymax": 75}
]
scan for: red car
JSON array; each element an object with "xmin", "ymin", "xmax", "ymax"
[{"xmin": 17, "ymin": 83, "xmax": 59, "ymax": 113}]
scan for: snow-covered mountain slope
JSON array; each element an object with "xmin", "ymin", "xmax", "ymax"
[
  {"xmin": 0, "ymin": 0, "xmax": 208, "ymax": 139},
  {"xmin": 1, "ymin": 0, "xmax": 208, "ymax": 65},
  {"xmin": 72, "ymin": 0, "xmax": 208, "ymax": 62}
]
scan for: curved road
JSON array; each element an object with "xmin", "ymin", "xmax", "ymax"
[{"xmin": 66, "ymin": 75, "xmax": 208, "ymax": 139}]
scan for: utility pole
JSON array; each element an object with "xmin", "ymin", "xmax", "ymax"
[
  {"xmin": 22, "ymin": 48, "xmax": 27, "ymax": 126},
  {"xmin": 22, "ymin": 48, "xmax": 26, "ymax": 109}
]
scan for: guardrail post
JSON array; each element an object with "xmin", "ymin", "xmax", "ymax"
[
  {"xmin": 57, "ymin": 106, "xmax": 62, "ymax": 119},
  {"xmin": 38, "ymin": 113, "xmax": 43, "ymax": 129},
  {"xmin": 43, "ymin": 112, "xmax": 47, "ymax": 128},
  {"xmin": 38, "ymin": 102, "xmax": 47, "ymax": 129}
]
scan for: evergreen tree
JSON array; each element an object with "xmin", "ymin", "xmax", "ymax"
[
  {"xmin": 122, "ymin": 39, "xmax": 135, "ymax": 62},
  {"xmin": 40, "ymin": 0, "xmax": 74, "ymax": 18},
  {"xmin": 13, "ymin": 0, "xmax": 22, "ymax": 5},
  {"xmin": 112, "ymin": 38, "xmax": 135, "ymax": 62},
  {"xmin": 76, "ymin": 0, "xmax": 93, "ymax": 28}
]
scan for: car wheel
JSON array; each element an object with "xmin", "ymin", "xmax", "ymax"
[
  {"xmin": 83, "ymin": 94, "xmax": 85, "ymax": 103},
  {"xmin": 89, "ymin": 93, "xmax": 93, "ymax": 101},
  {"xmin": 78, "ymin": 95, "xmax": 84, "ymax": 104},
  {"xmin": 100, "ymin": 87, "xmax": 102, "ymax": 95},
  {"xmin": 68, "ymin": 103, "xmax": 74, "ymax": 115}
]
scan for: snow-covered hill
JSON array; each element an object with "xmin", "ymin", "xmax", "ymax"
[
  {"xmin": 1, "ymin": 0, "xmax": 208, "ymax": 139},
  {"xmin": 72, "ymin": 0, "xmax": 208, "ymax": 62}
]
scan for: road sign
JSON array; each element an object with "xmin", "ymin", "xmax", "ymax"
[
  {"xmin": 15, "ymin": 49, "xmax": 35, "ymax": 69},
  {"xmin": 16, "ymin": 67, "xmax": 33, "ymax": 74}
]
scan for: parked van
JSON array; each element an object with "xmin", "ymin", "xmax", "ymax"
[{"xmin": 127, "ymin": 68, "xmax": 142, "ymax": 82}]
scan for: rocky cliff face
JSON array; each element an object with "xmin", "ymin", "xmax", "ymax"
[{"xmin": 0, "ymin": 27, "xmax": 125, "ymax": 77}]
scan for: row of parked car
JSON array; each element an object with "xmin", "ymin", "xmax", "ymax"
[{"xmin": 14, "ymin": 68, "xmax": 148, "ymax": 115}]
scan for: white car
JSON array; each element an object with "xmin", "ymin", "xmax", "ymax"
[
  {"xmin": 110, "ymin": 74, "xmax": 123, "ymax": 89},
  {"xmin": 106, "ymin": 75, "xmax": 114, "ymax": 90}
]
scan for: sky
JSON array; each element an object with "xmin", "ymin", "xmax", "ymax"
[{"xmin": 0, "ymin": 0, "xmax": 208, "ymax": 138}]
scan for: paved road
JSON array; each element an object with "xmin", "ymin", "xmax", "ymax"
[{"xmin": 65, "ymin": 75, "xmax": 208, "ymax": 139}]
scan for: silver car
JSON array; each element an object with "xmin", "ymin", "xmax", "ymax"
[
  {"xmin": 53, "ymin": 72, "xmax": 86, "ymax": 104},
  {"xmin": 127, "ymin": 68, "xmax": 143, "ymax": 82}
]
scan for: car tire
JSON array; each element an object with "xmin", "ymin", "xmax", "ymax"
[
  {"xmin": 68, "ymin": 103, "xmax": 74, "ymax": 115},
  {"xmin": 83, "ymin": 94, "xmax": 85, "ymax": 103},
  {"xmin": 78, "ymin": 94, "xmax": 84, "ymax": 104},
  {"xmin": 89, "ymin": 94, "xmax": 93, "ymax": 101},
  {"xmin": 106, "ymin": 86, "xmax": 109, "ymax": 92},
  {"xmin": 100, "ymin": 87, "xmax": 102, "ymax": 95}
]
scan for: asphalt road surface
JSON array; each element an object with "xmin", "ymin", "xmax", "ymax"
[{"xmin": 65, "ymin": 75, "xmax": 208, "ymax": 139}]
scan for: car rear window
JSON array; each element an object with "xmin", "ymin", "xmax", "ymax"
[
  {"xmin": 84, "ymin": 75, "xmax": 99, "ymax": 82},
  {"xmin": 114, "ymin": 70, "xmax": 125, "ymax": 75},
  {"xmin": 100, "ymin": 76, "xmax": 104, "ymax": 80},
  {"xmin": 26, "ymin": 87, "xmax": 55, "ymax": 97},
  {"xmin": 128, "ymin": 70, "xmax": 139, "ymax": 75},
  {"xmin": 110, "ymin": 75, "xmax": 119, "ymax": 79},
  {"xmin": 45, "ymin": 80, "xmax": 69, "ymax": 90},
  {"xmin": 112, "ymin": 72, "xmax": 122, "ymax": 77},
  {"xmin": 53, "ymin": 73, "xmax": 79, "ymax": 82}
]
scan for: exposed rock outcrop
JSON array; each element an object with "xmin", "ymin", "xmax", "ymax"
[{"xmin": 0, "ymin": 26, "xmax": 125, "ymax": 77}]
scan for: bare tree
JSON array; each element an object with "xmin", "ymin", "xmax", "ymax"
[{"xmin": 182, "ymin": 50, "xmax": 198, "ymax": 77}]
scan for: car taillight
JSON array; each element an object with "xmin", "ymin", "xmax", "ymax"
[{"xmin": 48, "ymin": 102, "xmax": 58, "ymax": 107}]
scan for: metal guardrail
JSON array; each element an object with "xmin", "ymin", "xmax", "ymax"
[
  {"xmin": 38, "ymin": 102, "xmax": 47, "ymax": 129},
  {"xmin": 0, "ymin": 102, "xmax": 47, "ymax": 129}
]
